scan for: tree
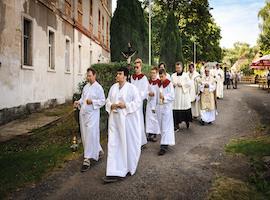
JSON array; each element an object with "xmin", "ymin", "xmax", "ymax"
[
  {"xmin": 159, "ymin": 11, "xmax": 184, "ymax": 72},
  {"xmin": 258, "ymin": 1, "xmax": 270, "ymax": 55},
  {"xmin": 110, "ymin": 0, "xmax": 149, "ymax": 62}
]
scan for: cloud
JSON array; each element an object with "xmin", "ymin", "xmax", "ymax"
[{"xmin": 210, "ymin": 0, "xmax": 265, "ymax": 48}]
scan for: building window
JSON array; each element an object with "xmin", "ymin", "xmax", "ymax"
[
  {"xmin": 106, "ymin": 21, "xmax": 109, "ymax": 48},
  {"xmin": 77, "ymin": 0, "xmax": 83, "ymax": 24},
  {"xmin": 48, "ymin": 29, "xmax": 55, "ymax": 70},
  {"xmin": 65, "ymin": 38, "xmax": 70, "ymax": 72},
  {"xmin": 89, "ymin": 0, "xmax": 93, "ymax": 32},
  {"xmin": 23, "ymin": 18, "xmax": 32, "ymax": 66},
  {"xmin": 98, "ymin": 9, "xmax": 101, "ymax": 41},
  {"xmin": 78, "ymin": 44, "xmax": 82, "ymax": 74}
]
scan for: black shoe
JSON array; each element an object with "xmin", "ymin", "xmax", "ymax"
[
  {"xmin": 158, "ymin": 148, "xmax": 166, "ymax": 156},
  {"xmin": 81, "ymin": 159, "xmax": 90, "ymax": 172},
  {"xmin": 186, "ymin": 122, "xmax": 190, "ymax": 129},
  {"xmin": 102, "ymin": 176, "xmax": 124, "ymax": 184},
  {"xmin": 208, "ymin": 122, "xmax": 213, "ymax": 125},
  {"xmin": 174, "ymin": 127, "xmax": 179, "ymax": 132},
  {"xmin": 200, "ymin": 119, "xmax": 205, "ymax": 126},
  {"xmin": 141, "ymin": 144, "xmax": 147, "ymax": 150},
  {"xmin": 152, "ymin": 135, "xmax": 158, "ymax": 142}
]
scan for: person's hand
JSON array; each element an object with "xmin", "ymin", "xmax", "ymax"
[
  {"xmin": 173, "ymin": 83, "xmax": 177, "ymax": 87},
  {"xmin": 111, "ymin": 104, "xmax": 118, "ymax": 110},
  {"xmin": 73, "ymin": 101, "xmax": 79, "ymax": 108},
  {"xmin": 86, "ymin": 99, "xmax": 92, "ymax": 105},
  {"xmin": 160, "ymin": 93, "xmax": 164, "ymax": 101},
  {"xmin": 118, "ymin": 101, "xmax": 126, "ymax": 109},
  {"xmin": 149, "ymin": 92, "xmax": 155, "ymax": 97}
]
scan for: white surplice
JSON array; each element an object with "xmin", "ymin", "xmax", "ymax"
[
  {"xmin": 216, "ymin": 68, "xmax": 224, "ymax": 98},
  {"xmin": 199, "ymin": 76, "xmax": 217, "ymax": 123},
  {"xmin": 79, "ymin": 82, "xmax": 105, "ymax": 160},
  {"xmin": 171, "ymin": 72, "xmax": 192, "ymax": 110},
  {"xmin": 145, "ymin": 79, "xmax": 160, "ymax": 134},
  {"xmin": 188, "ymin": 71, "xmax": 201, "ymax": 117},
  {"xmin": 157, "ymin": 81, "xmax": 175, "ymax": 145},
  {"xmin": 105, "ymin": 82, "xmax": 142, "ymax": 177},
  {"xmin": 131, "ymin": 75, "xmax": 149, "ymax": 146}
]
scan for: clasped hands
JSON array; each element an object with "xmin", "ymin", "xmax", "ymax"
[{"xmin": 111, "ymin": 101, "xmax": 126, "ymax": 110}]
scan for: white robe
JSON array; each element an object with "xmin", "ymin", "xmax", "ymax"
[
  {"xmin": 199, "ymin": 76, "xmax": 217, "ymax": 123},
  {"xmin": 105, "ymin": 82, "xmax": 142, "ymax": 177},
  {"xmin": 216, "ymin": 68, "xmax": 224, "ymax": 98},
  {"xmin": 131, "ymin": 75, "xmax": 148, "ymax": 146},
  {"xmin": 157, "ymin": 81, "xmax": 175, "ymax": 145},
  {"xmin": 171, "ymin": 72, "xmax": 191, "ymax": 110},
  {"xmin": 188, "ymin": 71, "xmax": 201, "ymax": 117},
  {"xmin": 145, "ymin": 80, "xmax": 160, "ymax": 134},
  {"xmin": 79, "ymin": 82, "xmax": 105, "ymax": 160}
]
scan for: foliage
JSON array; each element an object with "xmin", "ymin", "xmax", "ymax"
[
  {"xmin": 146, "ymin": 0, "xmax": 222, "ymax": 63},
  {"xmin": 258, "ymin": 1, "xmax": 270, "ymax": 55},
  {"xmin": 110, "ymin": 0, "xmax": 149, "ymax": 63},
  {"xmin": 159, "ymin": 11, "xmax": 185, "ymax": 72}
]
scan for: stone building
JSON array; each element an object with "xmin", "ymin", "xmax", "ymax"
[{"xmin": 0, "ymin": 0, "xmax": 112, "ymax": 125}]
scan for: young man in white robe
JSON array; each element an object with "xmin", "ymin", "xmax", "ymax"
[
  {"xmin": 216, "ymin": 64, "xmax": 224, "ymax": 99},
  {"xmin": 188, "ymin": 63, "xmax": 201, "ymax": 118},
  {"xmin": 146, "ymin": 67, "xmax": 160, "ymax": 142},
  {"xmin": 103, "ymin": 67, "xmax": 142, "ymax": 183},
  {"xmin": 199, "ymin": 68, "xmax": 217, "ymax": 125},
  {"xmin": 157, "ymin": 62, "xmax": 171, "ymax": 80},
  {"xmin": 171, "ymin": 62, "xmax": 192, "ymax": 130},
  {"xmin": 157, "ymin": 69, "xmax": 175, "ymax": 156},
  {"xmin": 73, "ymin": 68, "xmax": 106, "ymax": 172},
  {"xmin": 131, "ymin": 58, "xmax": 148, "ymax": 147}
]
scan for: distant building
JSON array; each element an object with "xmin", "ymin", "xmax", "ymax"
[{"xmin": 0, "ymin": 0, "xmax": 112, "ymax": 125}]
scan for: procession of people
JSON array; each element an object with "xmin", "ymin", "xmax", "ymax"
[{"xmin": 73, "ymin": 59, "xmax": 225, "ymax": 183}]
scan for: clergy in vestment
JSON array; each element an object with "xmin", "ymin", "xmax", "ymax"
[
  {"xmin": 146, "ymin": 67, "xmax": 160, "ymax": 142},
  {"xmin": 199, "ymin": 68, "xmax": 217, "ymax": 125},
  {"xmin": 187, "ymin": 63, "xmax": 201, "ymax": 118},
  {"xmin": 157, "ymin": 69, "xmax": 175, "ymax": 156},
  {"xmin": 216, "ymin": 64, "xmax": 224, "ymax": 98},
  {"xmin": 171, "ymin": 62, "xmax": 192, "ymax": 130},
  {"xmin": 73, "ymin": 68, "xmax": 105, "ymax": 172},
  {"xmin": 131, "ymin": 58, "xmax": 149, "ymax": 147},
  {"xmin": 103, "ymin": 67, "xmax": 142, "ymax": 183}
]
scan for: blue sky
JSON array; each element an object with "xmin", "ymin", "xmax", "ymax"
[{"xmin": 112, "ymin": 0, "xmax": 265, "ymax": 48}]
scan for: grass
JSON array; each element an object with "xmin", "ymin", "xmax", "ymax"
[
  {"xmin": 208, "ymin": 177, "xmax": 265, "ymax": 200},
  {"xmin": 208, "ymin": 133, "xmax": 270, "ymax": 199},
  {"xmin": 0, "ymin": 107, "xmax": 83, "ymax": 199}
]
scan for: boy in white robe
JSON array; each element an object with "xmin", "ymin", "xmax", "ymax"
[
  {"xmin": 73, "ymin": 68, "xmax": 105, "ymax": 172},
  {"xmin": 188, "ymin": 63, "xmax": 201, "ymax": 118},
  {"xmin": 157, "ymin": 62, "xmax": 171, "ymax": 80},
  {"xmin": 131, "ymin": 58, "xmax": 149, "ymax": 147},
  {"xmin": 199, "ymin": 68, "xmax": 217, "ymax": 125},
  {"xmin": 103, "ymin": 67, "xmax": 142, "ymax": 183},
  {"xmin": 146, "ymin": 67, "xmax": 160, "ymax": 142},
  {"xmin": 157, "ymin": 69, "xmax": 175, "ymax": 156}
]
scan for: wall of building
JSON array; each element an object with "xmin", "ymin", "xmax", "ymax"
[{"xmin": 0, "ymin": 0, "xmax": 111, "ymax": 125}]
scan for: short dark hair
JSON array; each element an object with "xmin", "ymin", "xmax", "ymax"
[
  {"xmin": 158, "ymin": 62, "xmax": 166, "ymax": 68},
  {"xmin": 117, "ymin": 67, "xmax": 129, "ymax": 77},
  {"xmin": 175, "ymin": 61, "xmax": 183, "ymax": 67},
  {"xmin": 188, "ymin": 63, "xmax": 194, "ymax": 68},
  {"xmin": 151, "ymin": 66, "xmax": 159, "ymax": 72},
  {"xmin": 159, "ymin": 68, "xmax": 166, "ymax": 75},
  {"xmin": 87, "ymin": 67, "xmax": 96, "ymax": 75}
]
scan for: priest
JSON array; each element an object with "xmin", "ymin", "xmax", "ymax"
[
  {"xmin": 73, "ymin": 68, "xmax": 106, "ymax": 172},
  {"xmin": 188, "ymin": 63, "xmax": 201, "ymax": 118},
  {"xmin": 103, "ymin": 67, "xmax": 142, "ymax": 183},
  {"xmin": 171, "ymin": 62, "xmax": 192, "ymax": 130},
  {"xmin": 199, "ymin": 67, "xmax": 217, "ymax": 125},
  {"xmin": 216, "ymin": 64, "xmax": 224, "ymax": 99}
]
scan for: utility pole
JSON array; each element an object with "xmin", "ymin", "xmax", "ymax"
[{"xmin": 149, "ymin": 0, "xmax": 151, "ymax": 66}]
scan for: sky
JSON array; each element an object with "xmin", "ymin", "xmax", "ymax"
[{"xmin": 112, "ymin": 0, "xmax": 265, "ymax": 49}]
